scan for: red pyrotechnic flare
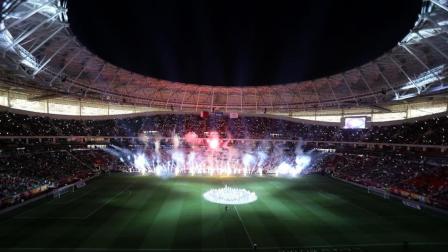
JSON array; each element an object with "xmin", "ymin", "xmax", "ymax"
[
  {"xmin": 184, "ymin": 131, "xmax": 199, "ymax": 145},
  {"xmin": 206, "ymin": 131, "xmax": 220, "ymax": 150}
]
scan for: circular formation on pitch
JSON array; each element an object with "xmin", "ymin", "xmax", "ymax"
[{"xmin": 203, "ymin": 185, "xmax": 257, "ymax": 205}]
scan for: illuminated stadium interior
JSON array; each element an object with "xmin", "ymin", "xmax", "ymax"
[{"xmin": 1, "ymin": 1, "xmax": 448, "ymax": 252}]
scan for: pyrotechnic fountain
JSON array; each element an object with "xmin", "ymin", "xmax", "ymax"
[
  {"xmin": 105, "ymin": 131, "xmax": 315, "ymax": 178},
  {"xmin": 203, "ymin": 185, "xmax": 257, "ymax": 205}
]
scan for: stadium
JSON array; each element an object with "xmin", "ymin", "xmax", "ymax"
[{"xmin": 1, "ymin": 0, "xmax": 448, "ymax": 251}]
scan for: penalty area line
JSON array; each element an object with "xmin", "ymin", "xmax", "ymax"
[{"xmin": 13, "ymin": 184, "xmax": 133, "ymax": 220}]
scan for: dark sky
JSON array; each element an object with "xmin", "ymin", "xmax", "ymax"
[{"xmin": 68, "ymin": 0, "xmax": 421, "ymax": 87}]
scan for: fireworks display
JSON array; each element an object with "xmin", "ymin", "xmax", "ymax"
[{"xmin": 105, "ymin": 131, "xmax": 316, "ymax": 178}]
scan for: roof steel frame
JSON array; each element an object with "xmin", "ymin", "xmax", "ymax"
[{"xmin": 1, "ymin": 0, "xmax": 448, "ymax": 113}]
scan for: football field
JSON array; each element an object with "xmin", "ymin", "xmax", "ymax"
[{"xmin": 1, "ymin": 174, "xmax": 447, "ymax": 252}]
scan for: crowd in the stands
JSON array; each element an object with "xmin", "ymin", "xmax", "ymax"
[
  {"xmin": 1, "ymin": 110, "xmax": 448, "ymax": 210},
  {"xmin": 0, "ymin": 111, "xmax": 447, "ymax": 145},
  {"xmin": 0, "ymin": 150, "xmax": 117, "ymax": 207},
  {"xmin": 314, "ymin": 153, "xmax": 448, "ymax": 209}
]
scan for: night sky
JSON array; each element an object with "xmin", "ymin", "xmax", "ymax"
[{"xmin": 68, "ymin": 0, "xmax": 421, "ymax": 86}]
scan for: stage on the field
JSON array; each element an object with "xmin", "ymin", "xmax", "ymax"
[{"xmin": 1, "ymin": 174, "xmax": 447, "ymax": 252}]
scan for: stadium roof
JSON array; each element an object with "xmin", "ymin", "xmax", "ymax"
[{"xmin": 1, "ymin": 0, "xmax": 448, "ymax": 114}]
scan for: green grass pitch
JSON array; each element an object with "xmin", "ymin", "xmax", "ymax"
[{"xmin": 1, "ymin": 174, "xmax": 447, "ymax": 252}]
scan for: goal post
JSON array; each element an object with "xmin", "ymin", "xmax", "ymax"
[
  {"xmin": 76, "ymin": 179, "xmax": 86, "ymax": 189},
  {"xmin": 367, "ymin": 186, "xmax": 390, "ymax": 199},
  {"xmin": 53, "ymin": 184, "xmax": 75, "ymax": 199}
]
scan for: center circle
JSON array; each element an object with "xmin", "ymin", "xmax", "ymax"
[{"xmin": 203, "ymin": 185, "xmax": 257, "ymax": 205}]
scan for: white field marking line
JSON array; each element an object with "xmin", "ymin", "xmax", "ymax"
[
  {"xmin": 13, "ymin": 182, "xmax": 133, "ymax": 220},
  {"xmin": 11, "ymin": 197, "xmax": 59, "ymax": 219},
  {"xmin": 7, "ymin": 198, "xmax": 73, "ymax": 221},
  {"xmin": 318, "ymin": 191, "xmax": 334, "ymax": 200},
  {"xmin": 49, "ymin": 188, "xmax": 92, "ymax": 205},
  {"xmin": 13, "ymin": 181, "xmax": 100, "ymax": 218},
  {"xmin": 216, "ymin": 178, "xmax": 254, "ymax": 247},
  {"xmin": 12, "ymin": 200, "xmax": 80, "ymax": 220},
  {"xmin": 3, "ymin": 242, "xmax": 448, "ymax": 251},
  {"xmin": 233, "ymin": 205, "xmax": 254, "ymax": 247},
  {"xmin": 82, "ymin": 183, "xmax": 134, "ymax": 219}
]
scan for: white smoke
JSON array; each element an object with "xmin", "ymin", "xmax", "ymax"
[
  {"xmin": 105, "ymin": 132, "xmax": 316, "ymax": 178},
  {"xmin": 133, "ymin": 153, "xmax": 149, "ymax": 174}
]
